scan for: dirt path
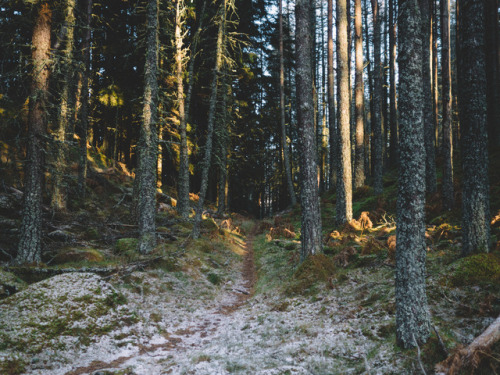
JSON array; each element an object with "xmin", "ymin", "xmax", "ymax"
[{"xmin": 64, "ymin": 227, "xmax": 258, "ymax": 375}]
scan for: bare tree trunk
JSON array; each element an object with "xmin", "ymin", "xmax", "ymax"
[
  {"xmin": 420, "ymin": 0, "xmax": 437, "ymax": 194},
  {"xmin": 363, "ymin": 0, "xmax": 373, "ymax": 178},
  {"xmin": 370, "ymin": 0, "xmax": 383, "ymax": 195},
  {"xmin": 354, "ymin": 0, "xmax": 365, "ymax": 189},
  {"xmin": 216, "ymin": 72, "xmax": 230, "ymax": 215},
  {"xmin": 176, "ymin": 0, "xmax": 207, "ymax": 218},
  {"xmin": 137, "ymin": 0, "xmax": 159, "ymax": 254},
  {"xmin": 16, "ymin": 2, "xmax": 52, "ymax": 264},
  {"xmin": 52, "ymin": 0, "xmax": 77, "ymax": 211},
  {"xmin": 337, "ymin": 0, "xmax": 353, "ymax": 224},
  {"xmin": 441, "ymin": 0, "xmax": 454, "ymax": 210},
  {"xmin": 192, "ymin": 0, "xmax": 226, "ymax": 240},
  {"xmin": 396, "ymin": 0, "xmax": 430, "ymax": 349},
  {"xmin": 328, "ymin": 0, "xmax": 337, "ymax": 189},
  {"xmin": 280, "ymin": 0, "xmax": 297, "ymax": 207},
  {"xmin": 296, "ymin": 0, "xmax": 322, "ymax": 260},
  {"xmin": 432, "ymin": 0, "xmax": 439, "ymax": 152},
  {"xmin": 77, "ymin": 0, "xmax": 92, "ymax": 199},
  {"xmin": 388, "ymin": 0, "xmax": 399, "ymax": 168},
  {"xmin": 486, "ymin": 0, "xmax": 500, "ymax": 148},
  {"xmin": 458, "ymin": 0, "xmax": 490, "ymax": 256}
]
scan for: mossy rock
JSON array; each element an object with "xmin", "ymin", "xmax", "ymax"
[
  {"xmin": 451, "ymin": 253, "xmax": 500, "ymax": 286},
  {"xmin": 286, "ymin": 254, "xmax": 336, "ymax": 295},
  {"xmin": 52, "ymin": 248, "xmax": 105, "ymax": 264},
  {"xmin": 0, "ymin": 269, "xmax": 27, "ymax": 299},
  {"xmin": 115, "ymin": 238, "xmax": 138, "ymax": 254}
]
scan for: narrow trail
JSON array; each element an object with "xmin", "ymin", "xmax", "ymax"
[{"xmin": 64, "ymin": 225, "xmax": 259, "ymax": 375}]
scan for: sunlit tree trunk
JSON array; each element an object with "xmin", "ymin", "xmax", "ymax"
[
  {"xmin": 280, "ymin": 0, "xmax": 296, "ymax": 207},
  {"xmin": 396, "ymin": 0, "xmax": 430, "ymax": 349},
  {"xmin": 296, "ymin": 0, "xmax": 322, "ymax": 260},
  {"xmin": 441, "ymin": 0, "xmax": 453, "ymax": 210},
  {"xmin": 370, "ymin": 0, "xmax": 383, "ymax": 194},
  {"xmin": 51, "ymin": 0, "xmax": 77, "ymax": 211},
  {"xmin": 137, "ymin": 0, "xmax": 159, "ymax": 254},
  {"xmin": 420, "ymin": 0, "xmax": 437, "ymax": 193},
  {"xmin": 192, "ymin": 0, "xmax": 227, "ymax": 239},
  {"xmin": 354, "ymin": 0, "xmax": 365, "ymax": 189},
  {"xmin": 388, "ymin": 0, "xmax": 399, "ymax": 167},
  {"xmin": 77, "ymin": 0, "xmax": 92, "ymax": 198},
  {"xmin": 458, "ymin": 0, "xmax": 490, "ymax": 256},
  {"xmin": 328, "ymin": 0, "xmax": 337, "ymax": 189},
  {"xmin": 336, "ymin": 0, "xmax": 353, "ymax": 223},
  {"xmin": 16, "ymin": 2, "xmax": 52, "ymax": 264}
]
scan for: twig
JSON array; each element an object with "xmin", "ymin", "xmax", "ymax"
[
  {"xmin": 113, "ymin": 193, "xmax": 127, "ymax": 208},
  {"xmin": 432, "ymin": 324, "xmax": 449, "ymax": 356},
  {"xmin": 0, "ymin": 247, "xmax": 13, "ymax": 262},
  {"xmin": 413, "ymin": 333, "xmax": 428, "ymax": 375}
]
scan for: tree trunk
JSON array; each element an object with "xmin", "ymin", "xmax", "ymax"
[
  {"xmin": 77, "ymin": 0, "xmax": 92, "ymax": 199},
  {"xmin": 363, "ymin": 0, "xmax": 373, "ymax": 178},
  {"xmin": 280, "ymin": 0, "xmax": 297, "ymax": 207},
  {"xmin": 441, "ymin": 0, "xmax": 454, "ymax": 210},
  {"xmin": 458, "ymin": 0, "xmax": 490, "ymax": 256},
  {"xmin": 370, "ymin": 0, "xmax": 383, "ymax": 195},
  {"xmin": 217, "ymin": 72, "xmax": 230, "ymax": 215},
  {"xmin": 354, "ymin": 0, "xmax": 365, "ymax": 189},
  {"xmin": 137, "ymin": 0, "xmax": 159, "ymax": 254},
  {"xmin": 328, "ymin": 0, "xmax": 337, "ymax": 189},
  {"xmin": 389, "ymin": 0, "xmax": 399, "ymax": 168},
  {"xmin": 432, "ymin": 0, "xmax": 439, "ymax": 152},
  {"xmin": 296, "ymin": 0, "xmax": 322, "ymax": 260},
  {"xmin": 192, "ymin": 0, "xmax": 226, "ymax": 240},
  {"xmin": 395, "ymin": 0, "xmax": 430, "ymax": 349},
  {"xmin": 485, "ymin": 0, "xmax": 500, "ymax": 148},
  {"xmin": 336, "ymin": 0, "xmax": 353, "ymax": 224},
  {"xmin": 51, "ymin": 0, "xmax": 77, "ymax": 211},
  {"xmin": 420, "ymin": 0, "xmax": 437, "ymax": 194},
  {"xmin": 16, "ymin": 2, "xmax": 52, "ymax": 265}
]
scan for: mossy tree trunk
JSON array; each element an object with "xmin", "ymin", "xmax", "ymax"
[
  {"xmin": 295, "ymin": 0, "xmax": 322, "ymax": 261},
  {"xmin": 137, "ymin": 0, "xmax": 159, "ymax": 254},
  {"xmin": 458, "ymin": 0, "xmax": 490, "ymax": 256},
  {"xmin": 395, "ymin": 0, "xmax": 430, "ymax": 349},
  {"xmin": 16, "ymin": 2, "xmax": 52, "ymax": 265}
]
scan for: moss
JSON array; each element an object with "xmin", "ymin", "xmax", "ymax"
[
  {"xmin": 207, "ymin": 272, "xmax": 222, "ymax": 285},
  {"xmin": 52, "ymin": 248, "xmax": 105, "ymax": 264},
  {"xmin": 451, "ymin": 253, "xmax": 500, "ymax": 286},
  {"xmin": 0, "ymin": 358, "xmax": 26, "ymax": 375},
  {"xmin": 115, "ymin": 238, "xmax": 138, "ymax": 254},
  {"xmin": 286, "ymin": 254, "xmax": 336, "ymax": 295}
]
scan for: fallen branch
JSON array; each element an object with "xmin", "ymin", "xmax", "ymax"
[{"xmin": 435, "ymin": 314, "xmax": 500, "ymax": 374}]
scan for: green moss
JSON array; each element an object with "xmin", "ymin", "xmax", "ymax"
[
  {"xmin": 207, "ymin": 272, "xmax": 222, "ymax": 285},
  {"xmin": 0, "ymin": 357, "xmax": 26, "ymax": 375},
  {"xmin": 115, "ymin": 238, "xmax": 139, "ymax": 253},
  {"xmin": 451, "ymin": 253, "xmax": 500, "ymax": 286},
  {"xmin": 286, "ymin": 254, "xmax": 336, "ymax": 295}
]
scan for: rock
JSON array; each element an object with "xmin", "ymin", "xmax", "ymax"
[{"xmin": 0, "ymin": 269, "xmax": 27, "ymax": 298}]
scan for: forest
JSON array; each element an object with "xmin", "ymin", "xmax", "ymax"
[{"xmin": 0, "ymin": 0, "xmax": 499, "ymax": 374}]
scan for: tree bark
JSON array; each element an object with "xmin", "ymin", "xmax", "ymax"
[
  {"xmin": 16, "ymin": 2, "xmax": 52, "ymax": 265},
  {"xmin": 485, "ymin": 0, "xmax": 500, "ymax": 148},
  {"xmin": 458, "ymin": 0, "xmax": 490, "ymax": 256},
  {"xmin": 420, "ymin": 0, "xmax": 437, "ymax": 194},
  {"xmin": 336, "ymin": 0, "xmax": 353, "ymax": 224},
  {"xmin": 52, "ymin": 0, "xmax": 77, "ymax": 211},
  {"xmin": 354, "ymin": 0, "xmax": 365, "ymax": 189},
  {"xmin": 328, "ymin": 0, "xmax": 337, "ymax": 189},
  {"xmin": 389, "ymin": 0, "xmax": 399, "ymax": 168},
  {"xmin": 370, "ymin": 0, "xmax": 383, "ymax": 195},
  {"xmin": 76, "ymin": 0, "xmax": 92, "ymax": 199},
  {"xmin": 192, "ymin": 0, "xmax": 226, "ymax": 240},
  {"xmin": 395, "ymin": 0, "xmax": 430, "ymax": 349},
  {"xmin": 280, "ymin": 0, "xmax": 297, "ymax": 207},
  {"xmin": 296, "ymin": 0, "xmax": 322, "ymax": 260},
  {"xmin": 137, "ymin": 0, "xmax": 159, "ymax": 254},
  {"xmin": 441, "ymin": 0, "xmax": 454, "ymax": 210}
]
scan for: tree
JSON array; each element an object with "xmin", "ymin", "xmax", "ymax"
[
  {"xmin": 295, "ymin": 0, "xmax": 322, "ymax": 260},
  {"xmin": 458, "ymin": 0, "xmax": 490, "ymax": 256},
  {"xmin": 395, "ymin": 0, "xmax": 430, "ymax": 349},
  {"xmin": 336, "ymin": 0, "xmax": 353, "ymax": 224},
  {"xmin": 279, "ymin": 0, "xmax": 296, "ymax": 207},
  {"xmin": 16, "ymin": 2, "xmax": 52, "ymax": 264},
  {"xmin": 420, "ymin": 0, "xmax": 437, "ymax": 194},
  {"xmin": 136, "ymin": 0, "xmax": 159, "ymax": 254},
  {"xmin": 354, "ymin": 0, "xmax": 365, "ymax": 189},
  {"xmin": 370, "ymin": 0, "xmax": 383, "ymax": 195},
  {"xmin": 441, "ymin": 0, "xmax": 453, "ymax": 210},
  {"xmin": 328, "ymin": 0, "xmax": 337, "ymax": 189},
  {"xmin": 388, "ymin": 0, "xmax": 398, "ymax": 167},
  {"xmin": 192, "ymin": 0, "xmax": 228, "ymax": 239}
]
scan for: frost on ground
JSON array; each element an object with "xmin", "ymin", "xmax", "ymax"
[{"xmin": 0, "ymin": 230, "xmax": 497, "ymax": 375}]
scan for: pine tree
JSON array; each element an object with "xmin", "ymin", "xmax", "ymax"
[
  {"xmin": 354, "ymin": 0, "xmax": 365, "ymax": 189},
  {"xmin": 395, "ymin": 0, "xmax": 430, "ymax": 349}
]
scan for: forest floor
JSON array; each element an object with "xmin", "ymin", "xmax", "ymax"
[{"xmin": 1, "ymin": 151, "xmax": 500, "ymax": 374}]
